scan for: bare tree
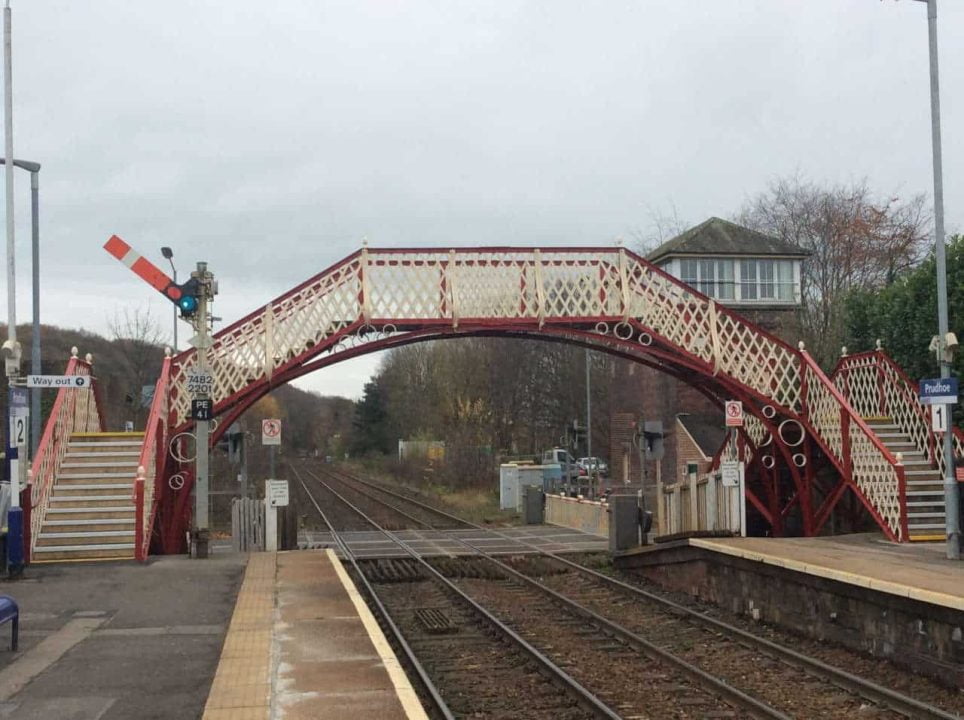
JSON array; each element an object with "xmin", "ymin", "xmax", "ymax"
[
  {"xmin": 627, "ymin": 203, "xmax": 689, "ymax": 257},
  {"xmin": 739, "ymin": 176, "xmax": 929, "ymax": 365},
  {"xmin": 108, "ymin": 305, "xmax": 167, "ymax": 428}
]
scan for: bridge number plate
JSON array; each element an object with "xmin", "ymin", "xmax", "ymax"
[{"xmin": 186, "ymin": 370, "xmax": 215, "ymax": 396}]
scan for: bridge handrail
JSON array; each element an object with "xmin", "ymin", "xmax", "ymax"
[
  {"xmin": 27, "ymin": 355, "xmax": 101, "ymax": 560},
  {"xmin": 831, "ymin": 349, "xmax": 964, "ymax": 476},
  {"xmin": 169, "ymin": 247, "xmax": 805, "ymax": 426},
  {"xmin": 800, "ymin": 350, "xmax": 907, "ymax": 541},
  {"xmin": 134, "ymin": 354, "xmax": 171, "ymax": 562}
]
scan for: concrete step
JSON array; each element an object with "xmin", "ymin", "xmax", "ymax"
[
  {"xmin": 64, "ymin": 451, "xmax": 141, "ymax": 459},
  {"xmin": 57, "ymin": 471, "xmax": 136, "ymax": 480},
  {"xmin": 36, "ymin": 530, "xmax": 135, "ymax": 547},
  {"xmin": 47, "ymin": 506, "xmax": 133, "ymax": 518},
  {"xmin": 51, "ymin": 484, "xmax": 134, "ymax": 497},
  {"xmin": 31, "ymin": 544, "xmax": 135, "ymax": 562},
  {"xmin": 42, "ymin": 519, "xmax": 135, "ymax": 533},
  {"xmin": 61, "ymin": 461, "xmax": 139, "ymax": 470},
  {"xmin": 71, "ymin": 432, "xmax": 144, "ymax": 440},
  {"xmin": 67, "ymin": 442, "xmax": 144, "ymax": 452},
  {"xmin": 908, "ymin": 523, "xmax": 945, "ymax": 531},
  {"xmin": 49, "ymin": 494, "xmax": 132, "ymax": 507}
]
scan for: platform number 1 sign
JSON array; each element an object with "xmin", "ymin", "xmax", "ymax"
[{"xmin": 931, "ymin": 405, "xmax": 949, "ymax": 433}]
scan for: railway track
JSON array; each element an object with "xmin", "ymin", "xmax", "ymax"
[{"xmin": 295, "ymin": 463, "xmax": 962, "ymax": 720}]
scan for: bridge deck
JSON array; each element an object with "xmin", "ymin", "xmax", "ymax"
[{"xmin": 302, "ymin": 525, "xmax": 608, "ymax": 559}]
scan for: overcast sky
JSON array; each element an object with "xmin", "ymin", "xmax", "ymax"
[{"xmin": 1, "ymin": 0, "xmax": 961, "ymax": 399}]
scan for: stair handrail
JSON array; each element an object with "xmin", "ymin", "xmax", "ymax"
[
  {"xmin": 831, "ymin": 348, "xmax": 964, "ymax": 476},
  {"xmin": 134, "ymin": 354, "xmax": 172, "ymax": 562},
  {"xmin": 27, "ymin": 354, "xmax": 100, "ymax": 560},
  {"xmin": 800, "ymin": 350, "xmax": 908, "ymax": 541}
]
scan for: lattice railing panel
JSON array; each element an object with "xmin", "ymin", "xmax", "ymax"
[
  {"xmin": 834, "ymin": 351, "xmax": 963, "ymax": 477},
  {"xmin": 804, "ymin": 359, "xmax": 903, "ymax": 539}
]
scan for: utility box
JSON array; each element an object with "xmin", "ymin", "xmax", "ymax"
[
  {"xmin": 523, "ymin": 485, "xmax": 544, "ymax": 525},
  {"xmin": 499, "ymin": 464, "xmax": 521, "ymax": 510},
  {"xmin": 609, "ymin": 494, "xmax": 641, "ymax": 553},
  {"xmin": 500, "ymin": 464, "xmax": 554, "ymax": 511}
]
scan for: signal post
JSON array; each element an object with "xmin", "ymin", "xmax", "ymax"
[{"xmin": 104, "ymin": 238, "xmax": 217, "ymax": 559}]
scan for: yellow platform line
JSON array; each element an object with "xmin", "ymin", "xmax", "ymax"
[
  {"xmin": 327, "ymin": 549, "xmax": 429, "ymax": 720},
  {"xmin": 202, "ymin": 553, "xmax": 273, "ymax": 720},
  {"xmin": 690, "ymin": 538, "xmax": 964, "ymax": 611}
]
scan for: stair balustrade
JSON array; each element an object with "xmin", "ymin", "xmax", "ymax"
[
  {"xmin": 134, "ymin": 354, "xmax": 172, "ymax": 562},
  {"xmin": 27, "ymin": 352, "xmax": 105, "ymax": 561}
]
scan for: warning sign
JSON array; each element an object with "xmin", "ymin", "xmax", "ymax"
[
  {"xmin": 261, "ymin": 418, "xmax": 282, "ymax": 446},
  {"xmin": 724, "ymin": 401, "xmax": 744, "ymax": 428}
]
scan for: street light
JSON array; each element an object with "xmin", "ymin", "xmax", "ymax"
[
  {"xmin": 0, "ymin": 158, "xmax": 41, "ymax": 458},
  {"xmin": 902, "ymin": 0, "xmax": 959, "ymax": 559},
  {"xmin": 161, "ymin": 246, "xmax": 177, "ymax": 351}
]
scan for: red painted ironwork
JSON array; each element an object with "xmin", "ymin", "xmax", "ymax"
[{"xmin": 131, "ymin": 246, "xmax": 913, "ymax": 550}]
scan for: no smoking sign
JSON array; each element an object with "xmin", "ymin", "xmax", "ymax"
[{"xmin": 725, "ymin": 400, "xmax": 744, "ymax": 428}]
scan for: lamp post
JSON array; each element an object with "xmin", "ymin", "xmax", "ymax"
[
  {"xmin": 903, "ymin": 0, "xmax": 959, "ymax": 559},
  {"xmin": 0, "ymin": 158, "xmax": 40, "ymax": 458},
  {"xmin": 161, "ymin": 247, "xmax": 177, "ymax": 351}
]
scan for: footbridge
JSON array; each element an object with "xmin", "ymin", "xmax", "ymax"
[{"xmin": 23, "ymin": 246, "xmax": 958, "ymax": 560}]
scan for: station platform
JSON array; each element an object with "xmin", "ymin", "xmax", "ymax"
[
  {"xmin": 614, "ymin": 533, "xmax": 964, "ymax": 685},
  {"xmin": 203, "ymin": 549, "xmax": 427, "ymax": 720},
  {"xmin": 0, "ymin": 552, "xmax": 246, "ymax": 719},
  {"xmin": 689, "ymin": 534, "xmax": 964, "ymax": 610}
]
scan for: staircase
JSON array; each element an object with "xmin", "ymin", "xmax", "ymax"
[
  {"xmin": 33, "ymin": 432, "xmax": 143, "ymax": 562},
  {"xmin": 863, "ymin": 418, "xmax": 945, "ymax": 542}
]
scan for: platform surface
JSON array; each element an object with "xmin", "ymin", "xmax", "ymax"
[
  {"xmin": 203, "ymin": 549, "xmax": 427, "ymax": 720},
  {"xmin": 0, "ymin": 551, "xmax": 246, "ymax": 719},
  {"xmin": 302, "ymin": 524, "xmax": 609, "ymax": 558},
  {"xmin": 689, "ymin": 534, "xmax": 964, "ymax": 610}
]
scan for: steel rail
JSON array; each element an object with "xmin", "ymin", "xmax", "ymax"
[
  {"xmin": 296, "ymin": 466, "xmax": 621, "ymax": 720},
  {"xmin": 290, "ymin": 466, "xmax": 455, "ymax": 720},
  {"xmin": 333, "ymin": 466, "xmax": 960, "ymax": 720},
  {"xmin": 321, "ymin": 467, "xmax": 789, "ymax": 720}
]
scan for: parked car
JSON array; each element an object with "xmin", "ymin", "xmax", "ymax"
[{"xmin": 577, "ymin": 457, "xmax": 608, "ymax": 475}]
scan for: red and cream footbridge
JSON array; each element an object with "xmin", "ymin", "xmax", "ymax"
[{"xmin": 28, "ymin": 245, "xmax": 956, "ymax": 560}]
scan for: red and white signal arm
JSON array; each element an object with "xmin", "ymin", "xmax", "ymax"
[
  {"xmin": 262, "ymin": 419, "xmax": 282, "ymax": 446},
  {"xmin": 724, "ymin": 401, "xmax": 744, "ymax": 428}
]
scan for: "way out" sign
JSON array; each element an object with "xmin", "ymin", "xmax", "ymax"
[{"xmin": 26, "ymin": 375, "xmax": 90, "ymax": 388}]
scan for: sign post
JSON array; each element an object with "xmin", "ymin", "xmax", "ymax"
[
  {"xmin": 919, "ymin": 376, "xmax": 960, "ymax": 558},
  {"xmin": 264, "ymin": 479, "xmax": 288, "ymax": 552},
  {"xmin": 262, "ymin": 419, "xmax": 281, "ymax": 478},
  {"xmin": 189, "ymin": 262, "xmax": 216, "ymax": 560},
  {"xmin": 6, "ymin": 386, "xmax": 27, "ymax": 573}
]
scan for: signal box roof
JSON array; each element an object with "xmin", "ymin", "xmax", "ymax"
[{"xmin": 647, "ymin": 217, "xmax": 810, "ymax": 263}]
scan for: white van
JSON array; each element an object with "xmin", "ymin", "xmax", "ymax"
[{"xmin": 542, "ymin": 448, "xmax": 580, "ymax": 481}]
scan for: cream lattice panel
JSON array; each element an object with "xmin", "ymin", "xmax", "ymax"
[
  {"xmin": 173, "ymin": 249, "xmax": 806, "ymax": 423},
  {"xmin": 166, "ymin": 247, "xmax": 903, "ymax": 538},
  {"xmin": 805, "ymin": 362, "xmax": 903, "ymax": 539},
  {"xmin": 836, "ymin": 352, "xmax": 963, "ymax": 477}
]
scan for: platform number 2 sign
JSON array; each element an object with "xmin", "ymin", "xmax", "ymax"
[
  {"xmin": 12, "ymin": 416, "xmax": 25, "ymax": 446},
  {"xmin": 931, "ymin": 405, "xmax": 949, "ymax": 433}
]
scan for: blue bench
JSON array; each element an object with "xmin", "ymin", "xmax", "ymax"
[{"xmin": 0, "ymin": 596, "xmax": 18, "ymax": 651}]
